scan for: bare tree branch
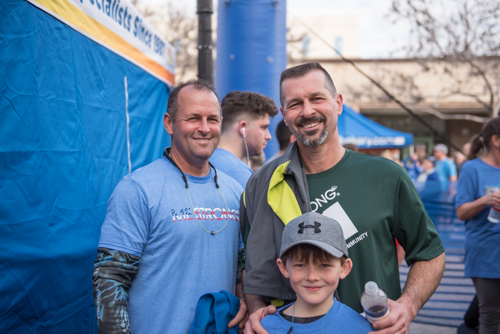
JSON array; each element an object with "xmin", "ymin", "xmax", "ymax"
[{"xmin": 386, "ymin": 0, "xmax": 500, "ymax": 118}]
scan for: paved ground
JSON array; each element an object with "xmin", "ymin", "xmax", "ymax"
[{"xmin": 409, "ymin": 322, "xmax": 457, "ymax": 334}]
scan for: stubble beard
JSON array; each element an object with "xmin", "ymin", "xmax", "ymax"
[{"xmin": 295, "ymin": 116, "xmax": 329, "ymax": 147}]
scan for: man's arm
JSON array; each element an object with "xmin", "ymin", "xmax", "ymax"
[
  {"xmin": 228, "ymin": 283, "xmax": 248, "ymax": 333},
  {"xmin": 243, "ymin": 294, "xmax": 276, "ymax": 334},
  {"xmin": 243, "ymin": 294, "xmax": 277, "ymax": 334},
  {"xmin": 244, "ymin": 294, "xmax": 267, "ymax": 315},
  {"xmin": 370, "ymin": 252, "xmax": 446, "ymax": 334},
  {"xmin": 228, "ymin": 236, "xmax": 249, "ymax": 333},
  {"xmin": 92, "ymin": 248, "xmax": 141, "ymax": 334}
]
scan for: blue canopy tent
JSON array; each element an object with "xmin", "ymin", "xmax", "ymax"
[
  {"xmin": 0, "ymin": 0, "xmax": 175, "ymax": 332},
  {"xmin": 339, "ymin": 105, "xmax": 413, "ymax": 149}
]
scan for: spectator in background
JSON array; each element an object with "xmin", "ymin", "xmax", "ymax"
[
  {"xmin": 210, "ymin": 91, "xmax": 278, "ymax": 188},
  {"xmin": 266, "ymin": 119, "xmax": 296, "ymax": 163},
  {"xmin": 455, "ymin": 142, "xmax": 472, "ymax": 176},
  {"xmin": 456, "ymin": 117, "xmax": 500, "ymax": 334},
  {"xmin": 403, "ymin": 152, "xmax": 422, "ymax": 179},
  {"xmin": 416, "ymin": 156, "xmax": 439, "ymax": 184},
  {"xmin": 462, "ymin": 142, "xmax": 471, "ymax": 157},
  {"xmin": 454, "ymin": 151, "xmax": 467, "ymax": 175},
  {"xmin": 250, "ymin": 153, "xmax": 266, "ymax": 172},
  {"xmin": 433, "ymin": 143, "xmax": 457, "ymax": 190},
  {"xmin": 416, "ymin": 156, "xmax": 442, "ymax": 200},
  {"xmin": 403, "ymin": 144, "xmax": 426, "ymax": 179}
]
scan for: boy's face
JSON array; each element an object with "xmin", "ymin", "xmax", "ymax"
[{"xmin": 277, "ymin": 252, "xmax": 352, "ymax": 308}]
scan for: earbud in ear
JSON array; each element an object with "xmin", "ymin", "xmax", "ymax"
[{"xmin": 242, "ymin": 127, "xmax": 246, "ymax": 137}]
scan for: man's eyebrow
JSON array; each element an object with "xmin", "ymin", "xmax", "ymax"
[{"xmin": 285, "ymin": 91, "xmax": 328, "ymax": 106}]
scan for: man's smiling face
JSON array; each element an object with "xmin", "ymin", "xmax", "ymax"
[
  {"xmin": 280, "ymin": 70, "xmax": 343, "ymax": 148},
  {"xmin": 165, "ymin": 85, "xmax": 222, "ymax": 168}
]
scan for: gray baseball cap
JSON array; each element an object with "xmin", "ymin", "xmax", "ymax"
[
  {"xmin": 434, "ymin": 143, "xmax": 448, "ymax": 154},
  {"xmin": 279, "ymin": 212, "xmax": 349, "ymax": 259}
]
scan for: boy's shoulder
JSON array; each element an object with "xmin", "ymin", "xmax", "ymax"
[{"xmin": 332, "ymin": 300, "xmax": 373, "ymax": 332}]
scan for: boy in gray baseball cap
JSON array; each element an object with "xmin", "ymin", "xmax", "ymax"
[{"xmin": 260, "ymin": 212, "xmax": 372, "ymax": 333}]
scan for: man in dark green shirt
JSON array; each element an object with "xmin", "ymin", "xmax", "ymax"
[{"xmin": 241, "ymin": 62, "xmax": 445, "ymax": 334}]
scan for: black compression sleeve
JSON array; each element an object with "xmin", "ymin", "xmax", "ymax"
[{"xmin": 92, "ymin": 248, "xmax": 141, "ymax": 334}]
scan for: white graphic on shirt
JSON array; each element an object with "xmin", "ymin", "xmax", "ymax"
[
  {"xmin": 171, "ymin": 207, "xmax": 239, "ymax": 222},
  {"xmin": 310, "ymin": 186, "xmax": 339, "ymax": 212},
  {"xmin": 322, "ymin": 202, "xmax": 358, "ymax": 240},
  {"xmin": 346, "ymin": 231, "xmax": 368, "ymax": 248}
]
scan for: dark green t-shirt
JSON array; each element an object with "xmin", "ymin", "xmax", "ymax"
[{"xmin": 306, "ymin": 150, "xmax": 444, "ymax": 312}]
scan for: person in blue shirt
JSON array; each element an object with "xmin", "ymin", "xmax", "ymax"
[
  {"xmin": 456, "ymin": 117, "xmax": 500, "ymax": 334},
  {"xmin": 433, "ymin": 143, "xmax": 457, "ymax": 190},
  {"xmin": 210, "ymin": 91, "xmax": 278, "ymax": 187},
  {"xmin": 93, "ymin": 80, "xmax": 248, "ymax": 334},
  {"xmin": 261, "ymin": 212, "xmax": 372, "ymax": 334}
]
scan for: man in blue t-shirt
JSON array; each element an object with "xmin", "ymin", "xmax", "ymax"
[
  {"xmin": 433, "ymin": 143, "xmax": 457, "ymax": 190},
  {"xmin": 93, "ymin": 80, "xmax": 248, "ymax": 334},
  {"xmin": 210, "ymin": 91, "xmax": 278, "ymax": 187}
]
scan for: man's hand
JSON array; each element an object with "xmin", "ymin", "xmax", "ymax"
[
  {"xmin": 368, "ymin": 299, "xmax": 412, "ymax": 334},
  {"xmin": 368, "ymin": 253, "xmax": 445, "ymax": 334},
  {"xmin": 228, "ymin": 297, "xmax": 249, "ymax": 334},
  {"xmin": 244, "ymin": 305, "xmax": 276, "ymax": 334}
]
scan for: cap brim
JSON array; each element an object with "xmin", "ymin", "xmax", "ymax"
[{"xmin": 280, "ymin": 240, "xmax": 346, "ymax": 259}]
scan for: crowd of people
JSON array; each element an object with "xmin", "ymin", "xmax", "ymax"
[{"xmin": 92, "ymin": 62, "xmax": 498, "ymax": 334}]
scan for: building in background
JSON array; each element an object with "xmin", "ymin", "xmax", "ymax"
[{"xmin": 287, "ymin": 16, "xmax": 493, "ymax": 153}]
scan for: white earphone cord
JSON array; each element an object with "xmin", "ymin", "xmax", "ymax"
[{"xmin": 242, "ymin": 129, "xmax": 251, "ymax": 168}]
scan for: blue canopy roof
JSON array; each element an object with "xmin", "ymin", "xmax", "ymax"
[{"xmin": 338, "ymin": 105, "xmax": 413, "ymax": 149}]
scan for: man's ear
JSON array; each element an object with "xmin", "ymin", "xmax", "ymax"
[
  {"xmin": 289, "ymin": 134, "xmax": 296, "ymax": 144},
  {"xmin": 336, "ymin": 93, "xmax": 344, "ymax": 116},
  {"xmin": 238, "ymin": 120, "xmax": 248, "ymax": 137},
  {"xmin": 164, "ymin": 113, "xmax": 174, "ymax": 135},
  {"xmin": 276, "ymin": 258, "xmax": 290, "ymax": 279},
  {"xmin": 339, "ymin": 258, "xmax": 353, "ymax": 280},
  {"xmin": 280, "ymin": 107, "xmax": 288, "ymax": 126},
  {"xmin": 492, "ymin": 134, "xmax": 500, "ymax": 149}
]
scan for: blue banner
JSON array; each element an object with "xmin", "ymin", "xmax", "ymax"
[{"xmin": 0, "ymin": 1, "xmax": 170, "ymax": 332}]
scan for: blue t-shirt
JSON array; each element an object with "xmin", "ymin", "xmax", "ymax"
[
  {"xmin": 99, "ymin": 157, "xmax": 243, "ymax": 334},
  {"xmin": 456, "ymin": 158, "xmax": 500, "ymax": 278},
  {"xmin": 434, "ymin": 157, "xmax": 457, "ymax": 190},
  {"xmin": 261, "ymin": 298, "xmax": 372, "ymax": 333},
  {"xmin": 210, "ymin": 148, "xmax": 253, "ymax": 188},
  {"xmin": 403, "ymin": 156, "xmax": 422, "ymax": 179}
]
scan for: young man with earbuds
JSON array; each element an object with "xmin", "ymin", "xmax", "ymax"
[{"xmin": 210, "ymin": 91, "xmax": 278, "ymax": 188}]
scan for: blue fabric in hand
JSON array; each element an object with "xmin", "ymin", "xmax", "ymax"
[{"xmin": 189, "ymin": 290, "xmax": 241, "ymax": 334}]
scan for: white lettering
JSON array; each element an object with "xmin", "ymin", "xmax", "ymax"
[{"xmin": 346, "ymin": 231, "xmax": 368, "ymax": 249}]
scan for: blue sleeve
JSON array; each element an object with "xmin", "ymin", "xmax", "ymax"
[
  {"xmin": 456, "ymin": 165, "xmax": 476, "ymax": 207},
  {"xmin": 448, "ymin": 160, "xmax": 458, "ymax": 177},
  {"xmin": 99, "ymin": 176, "xmax": 150, "ymax": 257}
]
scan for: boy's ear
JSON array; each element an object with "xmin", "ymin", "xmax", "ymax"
[
  {"xmin": 339, "ymin": 258, "xmax": 353, "ymax": 280},
  {"xmin": 276, "ymin": 258, "xmax": 290, "ymax": 279}
]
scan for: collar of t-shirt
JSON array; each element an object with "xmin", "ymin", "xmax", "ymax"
[{"xmin": 279, "ymin": 310, "xmax": 325, "ymax": 324}]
